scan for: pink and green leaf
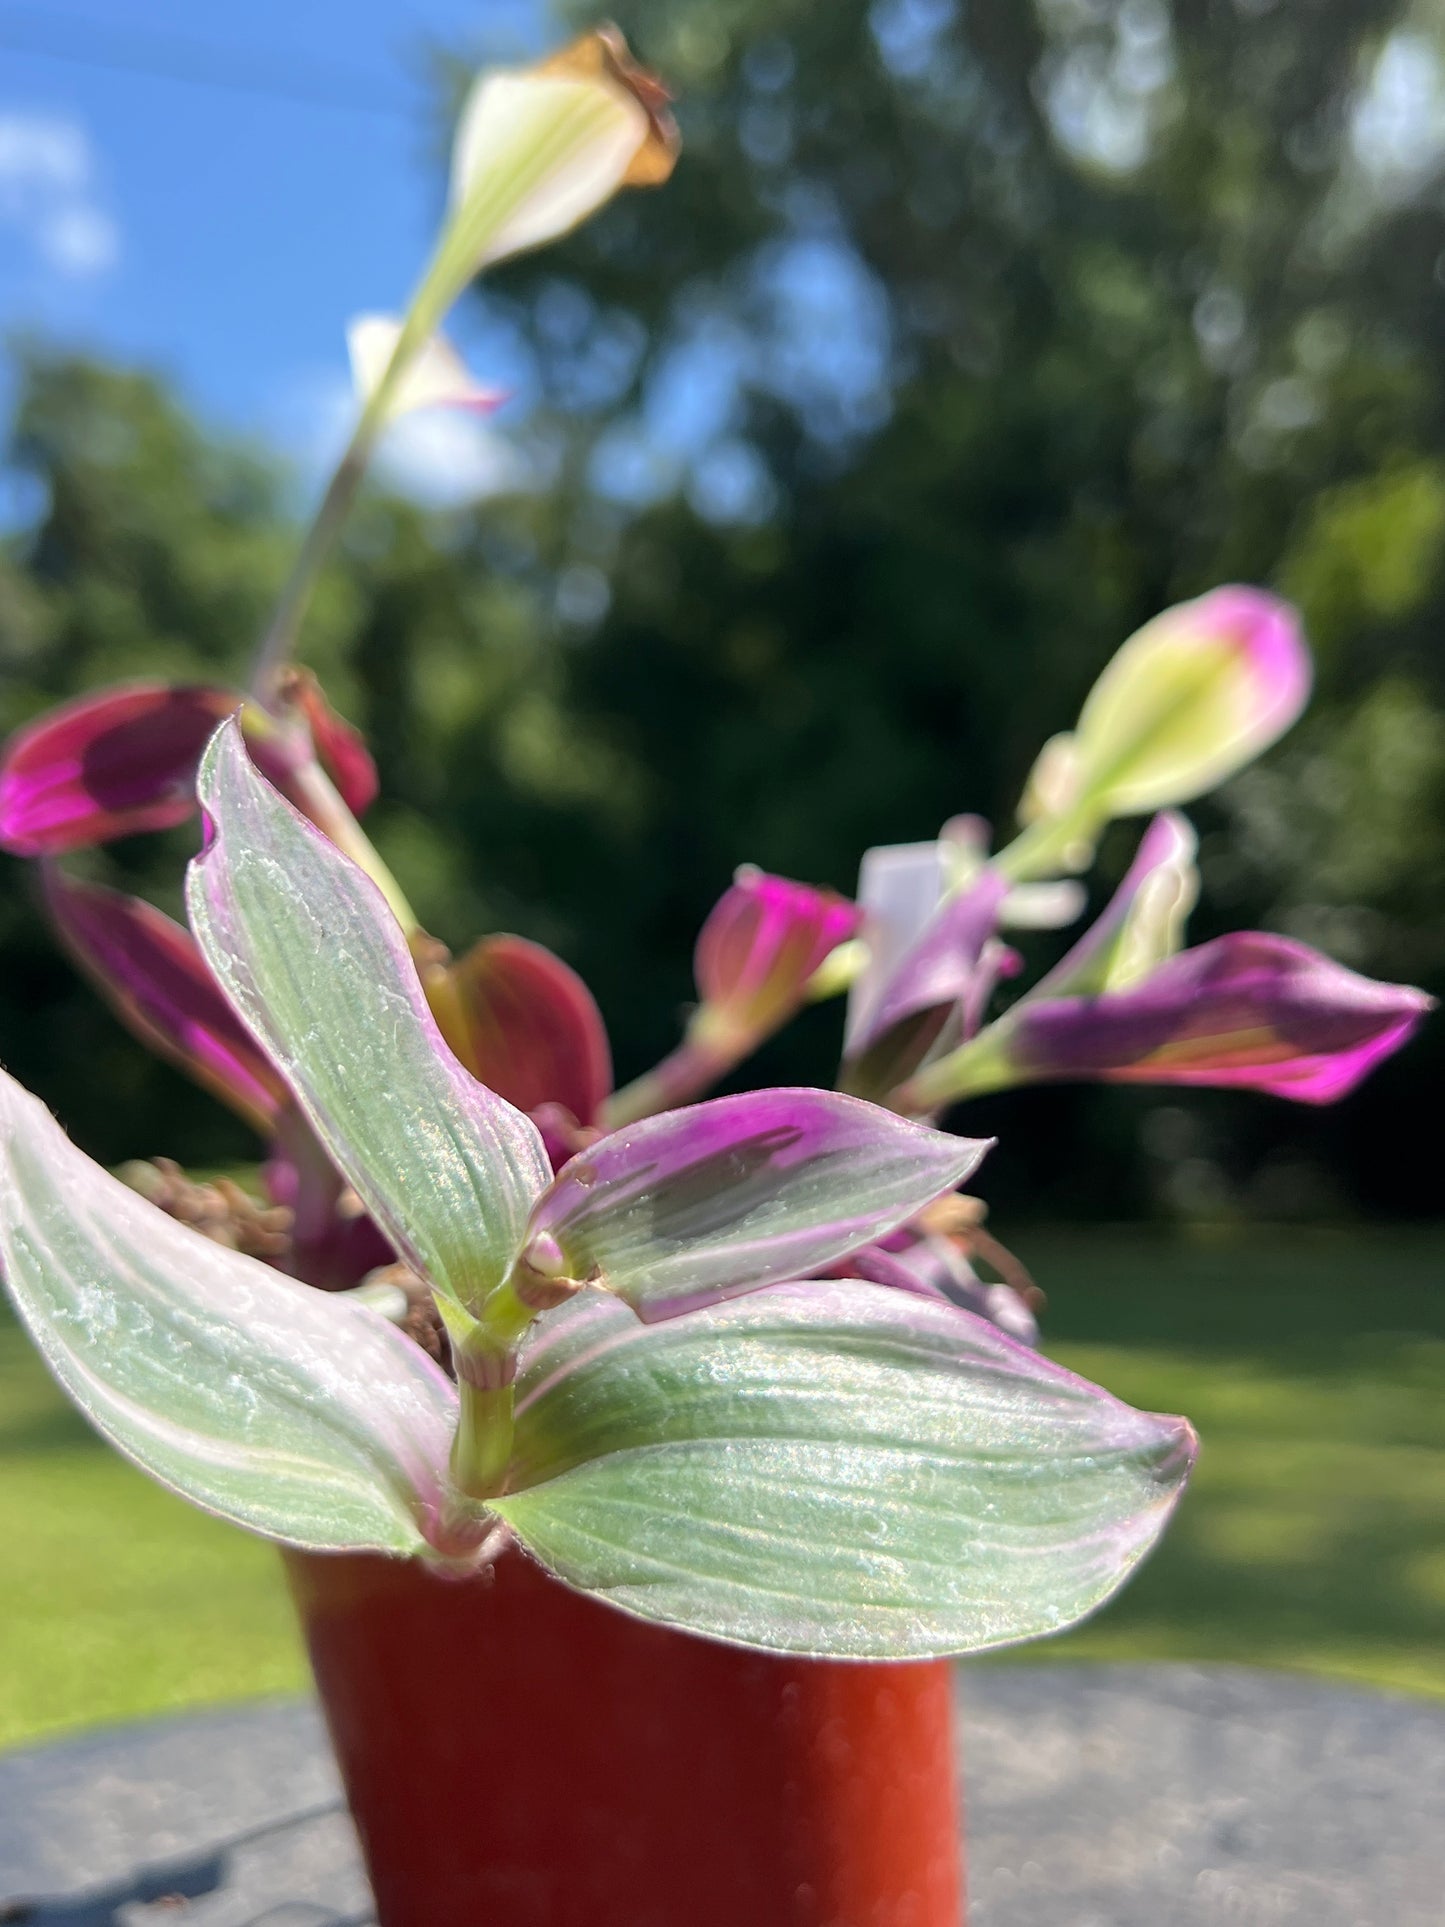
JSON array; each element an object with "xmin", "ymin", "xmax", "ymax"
[
  {"xmin": 911, "ymin": 930, "xmax": 1433, "ymax": 1107},
  {"xmin": 42, "ymin": 868, "xmax": 289, "ymax": 1136},
  {"xmin": 1010, "ymin": 931, "xmax": 1433, "ymax": 1102},
  {"xmin": 521, "ymin": 1088, "xmax": 990, "ymax": 1321}
]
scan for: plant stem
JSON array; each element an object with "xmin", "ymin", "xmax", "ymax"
[
  {"xmin": 451, "ymin": 1378, "xmax": 516, "ymax": 1500},
  {"xmin": 283, "ymin": 757, "xmax": 420, "ymax": 935},
  {"xmin": 993, "ymin": 803, "xmax": 1100, "ymax": 885},
  {"xmin": 248, "ymin": 78, "xmax": 637, "ymax": 703},
  {"xmin": 893, "ymin": 1019, "xmax": 1019, "ymax": 1114},
  {"xmin": 446, "ymin": 1275, "xmax": 543, "ymax": 1500},
  {"xmin": 246, "ymin": 300, "xmax": 429, "ymax": 705},
  {"xmin": 249, "ymin": 439, "xmax": 374, "ymax": 707},
  {"xmin": 601, "ymin": 1024, "xmax": 742, "ymax": 1128}
]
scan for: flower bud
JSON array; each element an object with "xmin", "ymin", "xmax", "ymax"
[
  {"xmin": 267, "ymin": 668, "xmax": 379, "ymax": 818},
  {"xmin": 438, "ymin": 27, "xmax": 677, "ymax": 297},
  {"xmin": 694, "ymin": 866, "xmax": 861, "ymax": 1049},
  {"xmin": 1015, "ymin": 588, "xmax": 1310, "ymax": 867},
  {"xmin": 419, "ymin": 932, "xmax": 612, "ymax": 1125}
]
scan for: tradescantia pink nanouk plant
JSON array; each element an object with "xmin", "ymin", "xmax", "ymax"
[
  {"xmin": 0, "ymin": 24, "xmax": 1431, "ymax": 1667},
  {"xmin": 0, "ymin": 717, "xmax": 1197, "ymax": 1656}
]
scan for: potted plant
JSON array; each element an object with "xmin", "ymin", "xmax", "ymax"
[{"xmin": 0, "ymin": 26, "xmax": 1429, "ymax": 1927}]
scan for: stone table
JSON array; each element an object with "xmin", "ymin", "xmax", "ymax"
[{"xmin": 1, "ymin": 1664, "xmax": 1441, "ymax": 1925}]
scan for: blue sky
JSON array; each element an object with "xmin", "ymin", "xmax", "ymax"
[
  {"xmin": 0, "ymin": 0, "xmax": 899, "ymax": 523},
  {"xmin": 0, "ymin": 0, "xmax": 546, "ymax": 496}
]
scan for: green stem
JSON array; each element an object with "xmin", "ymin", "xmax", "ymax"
[
  {"xmin": 247, "ymin": 303, "xmax": 429, "ymax": 707},
  {"xmin": 893, "ymin": 1018, "xmax": 1021, "ymax": 1114},
  {"xmin": 445, "ymin": 1274, "xmax": 544, "ymax": 1500},
  {"xmin": 451, "ymin": 1379, "xmax": 516, "ymax": 1500},
  {"xmin": 283, "ymin": 758, "xmax": 420, "ymax": 935},
  {"xmin": 601, "ymin": 1021, "xmax": 744, "ymax": 1129},
  {"xmin": 248, "ymin": 80, "xmax": 640, "ymax": 704},
  {"xmin": 249, "ymin": 442, "xmax": 374, "ymax": 706},
  {"xmin": 994, "ymin": 802, "xmax": 1103, "ymax": 885}
]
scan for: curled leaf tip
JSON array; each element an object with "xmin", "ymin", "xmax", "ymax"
[{"xmin": 539, "ymin": 24, "xmax": 680, "ymax": 187}]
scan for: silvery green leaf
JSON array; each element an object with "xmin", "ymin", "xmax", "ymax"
[
  {"xmin": 188, "ymin": 719, "xmax": 550, "ymax": 1309},
  {"xmin": 0, "ymin": 1065, "xmax": 468, "ymax": 1556},
  {"xmin": 495, "ymin": 1281, "xmax": 1195, "ymax": 1657}
]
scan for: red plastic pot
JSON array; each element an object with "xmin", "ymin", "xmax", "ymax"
[{"xmin": 285, "ymin": 1543, "xmax": 964, "ymax": 1927}]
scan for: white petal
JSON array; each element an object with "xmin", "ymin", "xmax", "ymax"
[
  {"xmin": 845, "ymin": 839, "xmax": 950, "ymax": 1050},
  {"xmin": 449, "ymin": 70, "xmax": 646, "ymax": 271},
  {"xmin": 347, "ymin": 315, "xmax": 505, "ymax": 420}
]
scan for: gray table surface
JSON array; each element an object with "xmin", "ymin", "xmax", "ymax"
[{"xmin": 1, "ymin": 1663, "xmax": 1441, "ymax": 1925}]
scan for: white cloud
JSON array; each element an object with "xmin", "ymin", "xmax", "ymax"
[
  {"xmin": 42, "ymin": 204, "xmax": 119, "ymax": 276},
  {"xmin": 0, "ymin": 115, "xmax": 87, "ymax": 194},
  {"xmin": 374, "ymin": 407, "xmax": 528, "ymax": 507},
  {"xmin": 0, "ymin": 110, "xmax": 119, "ymax": 280}
]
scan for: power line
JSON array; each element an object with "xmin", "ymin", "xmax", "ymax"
[{"xmin": 0, "ymin": 4, "xmax": 418, "ymax": 118}]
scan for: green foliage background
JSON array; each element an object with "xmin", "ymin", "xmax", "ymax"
[{"xmin": 3, "ymin": 0, "xmax": 1443, "ymax": 1220}]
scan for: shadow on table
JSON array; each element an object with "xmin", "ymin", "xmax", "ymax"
[{"xmin": 0, "ymin": 1801, "xmax": 372, "ymax": 1927}]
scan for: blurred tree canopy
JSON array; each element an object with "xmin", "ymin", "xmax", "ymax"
[{"xmin": 3, "ymin": 0, "xmax": 1444, "ymax": 1221}]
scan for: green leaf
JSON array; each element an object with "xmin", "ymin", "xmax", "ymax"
[
  {"xmin": 187, "ymin": 719, "xmax": 551, "ymax": 1309},
  {"xmin": 0, "ymin": 1064, "xmax": 467, "ymax": 1555},
  {"xmin": 495, "ymin": 1282, "xmax": 1196, "ymax": 1658}
]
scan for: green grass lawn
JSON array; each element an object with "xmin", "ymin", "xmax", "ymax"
[
  {"xmin": 2, "ymin": 1227, "xmax": 1443, "ymax": 1750},
  {"xmin": 1011, "ymin": 1228, "xmax": 1445, "ymax": 1698}
]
